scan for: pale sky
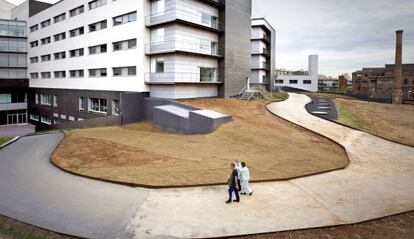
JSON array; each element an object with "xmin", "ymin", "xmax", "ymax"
[
  {"xmin": 253, "ymin": 0, "xmax": 414, "ymax": 77},
  {"xmin": 6, "ymin": 0, "xmax": 414, "ymax": 77}
]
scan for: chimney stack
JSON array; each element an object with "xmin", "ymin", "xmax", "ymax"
[{"xmin": 392, "ymin": 30, "xmax": 403, "ymax": 104}]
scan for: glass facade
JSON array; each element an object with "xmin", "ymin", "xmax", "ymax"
[{"xmin": 0, "ymin": 20, "xmax": 28, "ymax": 126}]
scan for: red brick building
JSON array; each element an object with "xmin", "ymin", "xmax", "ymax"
[{"xmin": 352, "ymin": 64, "xmax": 414, "ymax": 100}]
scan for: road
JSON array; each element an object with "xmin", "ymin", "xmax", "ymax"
[{"xmin": 0, "ymin": 93, "xmax": 413, "ymax": 238}]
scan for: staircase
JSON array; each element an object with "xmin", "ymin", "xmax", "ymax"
[
  {"xmin": 240, "ymin": 90, "xmax": 256, "ymax": 100},
  {"xmin": 238, "ymin": 79, "xmax": 262, "ymax": 100}
]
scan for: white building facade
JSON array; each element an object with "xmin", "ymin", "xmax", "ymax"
[
  {"xmin": 274, "ymin": 55, "xmax": 318, "ymax": 92},
  {"xmin": 250, "ymin": 17, "xmax": 275, "ymax": 89},
  {"xmin": 25, "ymin": 0, "xmax": 252, "ymax": 127}
]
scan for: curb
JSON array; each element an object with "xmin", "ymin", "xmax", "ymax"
[
  {"xmin": 0, "ymin": 136, "xmax": 20, "ymax": 149},
  {"xmin": 49, "ymin": 98, "xmax": 349, "ymax": 190},
  {"xmin": 305, "ymin": 99, "xmax": 414, "ymax": 148}
]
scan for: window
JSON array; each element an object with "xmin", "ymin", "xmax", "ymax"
[
  {"xmin": 30, "ymin": 24, "xmax": 38, "ymax": 32},
  {"xmin": 30, "ymin": 114, "xmax": 39, "ymax": 121},
  {"xmin": 54, "ymin": 32, "xmax": 66, "ymax": 41},
  {"xmin": 89, "ymin": 20, "xmax": 107, "ymax": 32},
  {"xmin": 41, "ymin": 54, "xmax": 51, "ymax": 62},
  {"xmin": 54, "ymin": 13, "xmax": 66, "ymax": 23},
  {"xmin": 88, "ymin": 98, "xmax": 107, "ymax": 113},
  {"xmin": 79, "ymin": 97, "xmax": 85, "ymax": 110},
  {"xmin": 113, "ymin": 66, "xmax": 136, "ymax": 76},
  {"xmin": 54, "ymin": 71, "xmax": 66, "ymax": 78},
  {"xmin": 69, "ymin": 48, "xmax": 84, "ymax": 57},
  {"xmin": 303, "ymin": 80, "xmax": 311, "ymax": 84},
  {"xmin": 70, "ymin": 5, "xmax": 84, "ymax": 17},
  {"xmin": 54, "ymin": 51, "xmax": 66, "ymax": 60},
  {"xmin": 40, "ymin": 93, "xmax": 52, "ymax": 105},
  {"xmin": 40, "ymin": 115, "xmax": 51, "ymax": 125},
  {"xmin": 53, "ymin": 95, "xmax": 58, "ymax": 107},
  {"xmin": 41, "ymin": 72, "xmax": 51, "ymax": 78},
  {"xmin": 89, "ymin": 44, "xmax": 107, "ymax": 54},
  {"xmin": 30, "ymin": 73, "xmax": 39, "ymax": 79},
  {"xmin": 113, "ymin": 11, "xmax": 137, "ymax": 26},
  {"xmin": 151, "ymin": 0, "xmax": 165, "ymax": 15},
  {"xmin": 41, "ymin": 19, "xmax": 51, "ymax": 28},
  {"xmin": 289, "ymin": 80, "xmax": 298, "ymax": 84},
  {"xmin": 30, "ymin": 57, "xmax": 39, "ymax": 64},
  {"xmin": 275, "ymin": 79, "xmax": 284, "ymax": 84},
  {"xmin": 151, "ymin": 58, "xmax": 164, "ymax": 73},
  {"xmin": 30, "ymin": 40, "xmax": 38, "ymax": 48},
  {"xmin": 89, "ymin": 68, "xmax": 107, "ymax": 77},
  {"xmin": 113, "ymin": 39, "xmax": 136, "ymax": 51},
  {"xmin": 200, "ymin": 67, "xmax": 217, "ymax": 82},
  {"xmin": 69, "ymin": 27, "xmax": 84, "ymax": 38},
  {"xmin": 89, "ymin": 0, "xmax": 107, "ymax": 10},
  {"xmin": 404, "ymin": 79, "xmax": 408, "ymax": 85},
  {"xmin": 41, "ymin": 37, "xmax": 51, "ymax": 45},
  {"xmin": 35, "ymin": 93, "xmax": 39, "ymax": 104},
  {"xmin": 200, "ymin": 12, "xmax": 218, "ymax": 29},
  {"xmin": 0, "ymin": 93, "xmax": 11, "ymax": 103},
  {"xmin": 151, "ymin": 28, "xmax": 164, "ymax": 43},
  {"xmin": 112, "ymin": 100, "xmax": 120, "ymax": 115},
  {"xmin": 70, "ymin": 70, "xmax": 84, "ymax": 78}
]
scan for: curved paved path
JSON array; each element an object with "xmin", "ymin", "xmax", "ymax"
[{"xmin": 0, "ymin": 93, "xmax": 413, "ymax": 238}]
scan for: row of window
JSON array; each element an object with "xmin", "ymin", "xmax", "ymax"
[
  {"xmin": 30, "ymin": 66, "xmax": 137, "ymax": 79},
  {"xmin": 30, "ymin": 0, "xmax": 115, "ymax": 32},
  {"xmin": 30, "ymin": 11, "xmax": 137, "ymax": 48},
  {"xmin": 275, "ymin": 79, "xmax": 312, "ymax": 85},
  {"xmin": 30, "ymin": 38, "xmax": 137, "ymax": 64},
  {"xmin": 30, "ymin": 96, "xmax": 120, "ymax": 125}
]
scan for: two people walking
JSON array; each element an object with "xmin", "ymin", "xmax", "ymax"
[{"xmin": 226, "ymin": 160, "xmax": 253, "ymax": 204}]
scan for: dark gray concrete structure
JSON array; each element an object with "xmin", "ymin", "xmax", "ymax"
[
  {"xmin": 218, "ymin": 0, "xmax": 252, "ymax": 98},
  {"xmin": 153, "ymin": 104, "xmax": 232, "ymax": 134}
]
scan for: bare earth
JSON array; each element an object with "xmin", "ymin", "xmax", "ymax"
[
  {"xmin": 52, "ymin": 99, "xmax": 348, "ymax": 187},
  {"xmin": 1, "ymin": 210, "xmax": 413, "ymax": 239},
  {"xmin": 334, "ymin": 98, "xmax": 414, "ymax": 146}
]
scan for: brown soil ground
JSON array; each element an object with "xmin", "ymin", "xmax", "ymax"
[
  {"xmin": 1, "ymin": 211, "xmax": 413, "ymax": 239},
  {"xmin": 52, "ymin": 99, "xmax": 348, "ymax": 187},
  {"xmin": 334, "ymin": 98, "xmax": 414, "ymax": 146},
  {"xmin": 238, "ymin": 211, "xmax": 414, "ymax": 239}
]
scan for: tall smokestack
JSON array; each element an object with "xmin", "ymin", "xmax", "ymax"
[{"xmin": 393, "ymin": 30, "xmax": 403, "ymax": 104}]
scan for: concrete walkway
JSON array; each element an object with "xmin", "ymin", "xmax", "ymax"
[{"xmin": 0, "ymin": 93, "xmax": 413, "ymax": 238}]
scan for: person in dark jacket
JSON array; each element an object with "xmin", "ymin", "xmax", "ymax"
[{"xmin": 226, "ymin": 162, "xmax": 240, "ymax": 203}]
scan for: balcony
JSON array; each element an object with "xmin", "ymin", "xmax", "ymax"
[
  {"xmin": 0, "ymin": 102, "xmax": 27, "ymax": 111},
  {"xmin": 251, "ymin": 62, "xmax": 270, "ymax": 71},
  {"xmin": 251, "ymin": 33, "xmax": 271, "ymax": 43},
  {"xmin": 145, "ymin": 40, "xmax": 223, "ymax": 57},
  {"xmin": 146, "ymin": 9, "xmax": 223, "ymax": 32},
  {"xmin": 145, "ymin": 72, "xmax": 222, "ymax": 84},
  {"xmin": 252, "ymin": 47, "xmax": 270, "ymax": 57},
  {"xmin": 198, "ymin": 0, "xmax": 225, "ymax": 7}
]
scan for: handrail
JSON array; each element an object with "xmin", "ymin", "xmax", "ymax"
[
  {"xmin": 146, "ymin": 8, "xmax": 223, "ymax": 31},
  {"xmin": 145, "ymin": 39, "xmax": 223, "ymax": 57},
  {"xmin": 145, "ymin": 72, "xmax": 221, "ymax": 83}
]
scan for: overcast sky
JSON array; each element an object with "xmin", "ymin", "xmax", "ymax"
[
  {"xmin": 253, "ymin": 0, "xmax": 414, "ymax": 76},
  {"xmin": 6, "ymin": 0, "xmax": 414, "ymax": 77}
]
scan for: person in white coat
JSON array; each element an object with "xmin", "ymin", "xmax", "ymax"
[{"xmin": 240, "ymin": 162, "xmax": 253, "ymax": 196}]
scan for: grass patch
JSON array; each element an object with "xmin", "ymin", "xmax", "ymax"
[
  {"xmin": 0, "ymin": 137, "xmax": 12, "ymax": 146},
  {"xmin": 0, "ymin": 214, "xmax": 75, "ymax": 239},
  {"xmin": 334, "ymin": 98, "xmax": 414, "ymax": 146},
  {"xmin": 334, "ymin": 100, "xmax": 371, "ymax": 131}
]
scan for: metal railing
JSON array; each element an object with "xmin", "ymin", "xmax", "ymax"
[
  {"xmin": 146, "ymin": 9, "xmax": 223, "ymax": 31},
  {"xmin": 145, "ymin": 72, "xmax": 221, "ymax": 83},
  {"xmin": 145, "ymin": 39, "xmax": 223, "ymax": 57},
  {"xmin": 252, "ymin": 47, "xmax": 269, "ymax": 56},
  {"xmin": 0, "ymin": 102, "xmax": 27, "ymax": 111}
]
